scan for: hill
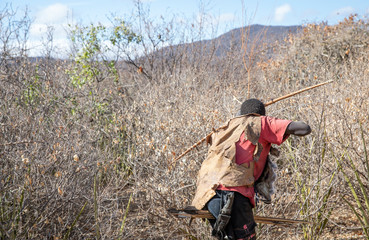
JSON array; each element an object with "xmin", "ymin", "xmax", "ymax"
[
  {"xmin": 207, "ymin": 24, "xmax": 301, "ymax": 56},
  {"xmin": 134, "ymin": 24, "xmax": 302, "ymax": 81},
  {"xmin": 155, "ymin": 24, "xmax": 302, "ymax": 59}
]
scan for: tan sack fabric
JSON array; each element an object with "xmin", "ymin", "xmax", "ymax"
[{"xmin": 191, "ymin": 115, "xmax": 262, "ymax": 210}]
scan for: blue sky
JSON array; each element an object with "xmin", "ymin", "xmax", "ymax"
[{"xmin": 1, "ymin": 0, "xmax": 369, "ymax": 56}]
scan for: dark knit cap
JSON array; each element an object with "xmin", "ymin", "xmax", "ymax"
[{"xmin": 240, "ymin": 98, "xmax": 266, "ymax": 116}]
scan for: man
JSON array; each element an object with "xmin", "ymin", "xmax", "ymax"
[{"xmin": 191, "ymin": 99, "xmax": 311, "ymax": 240}]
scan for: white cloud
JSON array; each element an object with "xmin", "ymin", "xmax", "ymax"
[
  {"xmin": 30, "ymin": 23, "xmax": 49, "ymax": 35},
  {"xmin": 274, "ymin": 4, "xmax": 291, "ymax": 22},
  {"xmin": 30, "ymin": 3, "xmax": 71, "ymax": 38},
  {"xmin": 30, "ymin": 22, "xmax": 68, "ymax": 39},
  {"xmin": 27, "ymin": 37, "xmax": 70, "ymax": 58},
  {"xmin": 218, "ymin": 13, "xmax": 236, "ymax": 23},
  {"xmin": 332, "ymin": 6, "xmax": 355, "ymax": 16},
  {"xmin": 35, "ymin": 3, "xmax": 70, "ymax": 24},
  {"xmin": 28, "ymin": 4, "xmax": 72, "ymax": 56}
]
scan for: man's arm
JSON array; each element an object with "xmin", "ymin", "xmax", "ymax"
[{"xmin": 285, "ymin": 121, "xmax": 311, "ymax": 137}]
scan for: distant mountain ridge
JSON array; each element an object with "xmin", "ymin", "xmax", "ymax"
[
  {"xmin": 150, "ymin": 24, "xmax": 302, "ymax": 64},
  {"xmin": 199, "ymin": 24, "xmax": 302, "ymax": 57},
  {"xmin": 218, "ymin": 24, "xmax": 301, "ymax": 52}
]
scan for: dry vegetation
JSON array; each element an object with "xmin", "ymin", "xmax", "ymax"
[{"xmin": 0, "ymin": 3, "xmax": 369, "ymax": 239}]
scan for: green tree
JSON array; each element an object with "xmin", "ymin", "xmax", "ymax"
[{"xmin": 67, "ymin": 19, "xmax": 141, "ymax": 88}]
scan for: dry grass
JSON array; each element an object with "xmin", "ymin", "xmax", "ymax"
[{"xmin": 0, "ymin": 4, "xmax": 368, "ymax": 239}]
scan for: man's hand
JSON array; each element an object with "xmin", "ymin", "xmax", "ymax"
[{"xmin": 285, "ymin": 121, "xmax": 311, "ymax": 136}]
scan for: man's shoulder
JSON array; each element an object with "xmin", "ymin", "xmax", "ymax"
[{"xmin": 227, "ymin": 114, "xmax": 261, "ymax": 145}]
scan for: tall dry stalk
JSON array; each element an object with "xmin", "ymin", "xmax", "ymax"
[{"xmin": 241, "ymin": 2, "xmax": 268, "ymax": 98}]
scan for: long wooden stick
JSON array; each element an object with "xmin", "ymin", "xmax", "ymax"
[
  {"xmin": 168, "ymin": 208, "xmax": 310, "ymax": 225},
  {"xmin": 173, "ymin": 132, "xmax": 213, "ymax": 162},
  {"xmin": 264, "ymin": 80, "xmax": 333, "ymax": 106},
  {"xmin": 173, "ymin": 80, "xmax": 333, "ymax": 163}
]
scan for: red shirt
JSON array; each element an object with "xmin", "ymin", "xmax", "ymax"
[{"xmin": 217, "ymin": 116, "xmax": 292, "ymax": 207}]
